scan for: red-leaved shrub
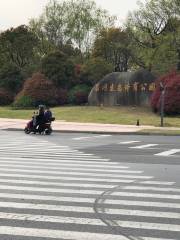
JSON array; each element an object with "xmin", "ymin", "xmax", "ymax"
[
  {"xmin": 151, "ymin": 71, "xmax": 180, "ymax": 115},
  {"xmin": 15, "ymin": 72, "xmax": 58, "ymax": 107}
]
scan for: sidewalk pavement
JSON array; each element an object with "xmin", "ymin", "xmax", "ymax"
[{"xmin": 0, "ymin": 118, "xmax": 180, "ymax": 135}]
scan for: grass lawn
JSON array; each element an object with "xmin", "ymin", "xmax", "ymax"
[{"xmin": 0, "ymin": 106, "xmax": 179, "ymax": 127}]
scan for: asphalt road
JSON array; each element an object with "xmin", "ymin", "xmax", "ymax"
[{"xmin": 0, "ymin": 130, "xmax": 179, "ymax": 240}]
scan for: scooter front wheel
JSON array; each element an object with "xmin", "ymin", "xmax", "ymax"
[{"xmin": 45, "ymin": 128, "xmax": 52, "ymax": 135}]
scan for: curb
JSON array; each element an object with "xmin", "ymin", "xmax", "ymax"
[{"xmin": 3, "ymin": 128, "xmax": 180, "ymax": 136}]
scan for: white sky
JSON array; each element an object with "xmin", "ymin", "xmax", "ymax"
[{"xmin": 0, "ymin": 0, "xmax": 144, "ymax": 30}]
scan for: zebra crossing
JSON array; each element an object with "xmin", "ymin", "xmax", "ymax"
[{"xmin": 0, "ymin": 131, "xmax": 179, "ymax": 239}]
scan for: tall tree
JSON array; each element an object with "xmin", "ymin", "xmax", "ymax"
[
  {"xmin": 92, "ymin": 27, "xmax": 131, "ymax": 72},
  {"xmin": 0, "ymin": 25, "xmax": 38, "ymax": 69},
  {"xmin": 126, "ymin": 0, "xmax": 180, "ymax": 73},
  {"xmin": 29, "ymin": 0, "xmax": 115, "ymax": 59}
]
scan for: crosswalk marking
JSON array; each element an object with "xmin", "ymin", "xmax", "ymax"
[
  {"xmin": 124, "ymin": 185, "xmax": 180, "ymax": 193},
  {"xmin": 130, "ymin": 144, "xmax": 159, "ymax": 149},
  {"xmin": 0, "ymin": 211, "xmax": 105, "ymax": 225},
  {"xmin": 0, "ymin": 226, "xmax": 129, "ymax": 240},
  {"xmin": 112, "ymin": 220, "xmax": 180, "ymax": 232},
  {"xmin": 0, "ymin": 172, "xmax": 135, "ymax": 183},
  {"xmin": 0, "ymin": 131, "xmax": 179, "ymax": 240},
  {"xmin": 104, "ymin": 199, "xmax": 180, "ymax": 209},
  {"xmin": 0, "ymin": 163, "xmax": 143, "ymax": 174},
  {"xmin": 119, "ymin": 141, "xmax": 141, "ymax": 144},
  {"xmin": 113, "ymin": 191, "xmax": 180, "ymax": 199},
  {"xmin": 155, "ymin": 149, "xmax": 180, "ymax": 156},
  {"xmin": 140, "ymin": 181, "xmax": 175, "ymax": 186},
  {"xmin": 0, "ymin": 167, "xmax": 151, "ymax": 179},
  {"xmin": 73, "ymin": 135, "xmax": 111, "ymax": 140},
  {"xmin": 0, "ymin": 157, "xmax": 128, "ymax": 168}
]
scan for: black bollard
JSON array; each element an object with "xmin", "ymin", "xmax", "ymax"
[{"xmin": 136, "ymin": 119, "xmax": 140, "ymax": 126}]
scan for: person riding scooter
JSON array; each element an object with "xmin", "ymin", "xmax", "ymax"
[
  {"xmin": 34, "ymin": 105, "xmax": 46, "ymax": 132},
  {"xmin": 25, "ymin": 105, "xmax": 55, "ymax": 135}
]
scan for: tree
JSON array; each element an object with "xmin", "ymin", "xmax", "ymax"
[
  {"xmin": 126, "ymin": 0, "xmax": 180, "ymax": 73},
  {"xmin": 41, "ymin": 51, "xmax": 75, "ymax": 88},
  {"xmin": 92, "ymin": 27, "xmax": 131, "ymax": 72},
  {"xmin": 0, "ymin": 64, "xmax": 23, "ymax": 93},
  {"xmin": 0, "ymin": 25, "xmax": 39, "ymax": 69},
  {"xmin": 80, "ymin": 57, "xmax": 113, "ymax": 85},
  {"xmin": 29, "ymin": 0, "xmax": 115, "ymax": 59}
]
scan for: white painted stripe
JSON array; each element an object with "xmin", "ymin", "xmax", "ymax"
[
  {"xmin": 114, "ymin": 220, "xmax": 180, "ymax": 232},
  {"xmin": 93, "ymin": 135, "xmax": 111, "ymax": 138},
  {"xmin": 140, "ymin": 181, "xmax": 175, "ymax": 186},
  {"xmin": 1, "ymin": 192, "xmax": 180, "ymax": 209},
  {"xmin": 113, "ymin": 191, "xmax": 180, "ymax": 200},
  {"xmin": 119, "ymin": 141, "xmax": 141, "ymax": 144},
  {"xmin": 0, "ymin": 226, "xmax": 128, "ymax": 240},
  {"xmin": 0, "ymin": 160, "xmax": 129, "ymax": 171},
  {"xmin": 0, "ymin": 151, "xmax": 94, "ymax": 156},
  {"xmin": 0, "ymin": 163, "xmax": 142, "ymax": 174},
  {"xmin": 105, "ymin": 208, "xmax": 180, "ymax": 219},
  {"xmin": 104, "ymin": 199, "xmax": 180, "ymax": 209},
  {"xmin": 73, "ymin": 135, "xmax": 111, "ymax": 140},
  {"xmin": 0, "ymin": 173, "xmax": 135, "ymax": 183},
  {"xmin": 0, "ymin": 157, "xmax": 126, "ymax": 168},
  {"xmin": 0, "ymin": 200, "xmax": 180, "ymax": 219},
  {"xmin": 155, "ymin": 149, "xmax": 180, "ymax": 156},
  {"xmin": 73, "ymin": 136, "xmax": 93, "ymax": 140},
  {"xmin": 0, "ymin": 178, "xmax": 115, "ymax": 189},
  {"xmin": 0, "ymin": 184, "xmax": 124, "ymax": 195},
  {"xmin": 0, "ymin": 211, "xmax": 104, "ymax": 225},
  {"xmin": 130, "ymin": 144, "xmax": 159, "ymax": 149},
  {"xmin": 0, "ymin": 167, "xmax": 151, "ymax": 179},
  {"xmin": 0, "ymin": 154, "xmax": 109, "ymax": 161},
  {"xmin": 0, "ymin": 192, "xmax": 96, "ymax": 203},
  {"xmin": 0, "ymin": 146, "xmax": 72, "ymax": 150},
  {"xmin": 124, "ymin": 186, "xmax": 180, "ymax": 193},
  {"xmin": 0, "ymin": 201, "xmax": 95, "ymax": 213},
  {"xmin": 141, "ymin": 237, "xmax": 176, "ymax": 240}
]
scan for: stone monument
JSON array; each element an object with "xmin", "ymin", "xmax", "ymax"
[{"xmin": 88, "ymin": 69, "xmax": 156, "ymax": 106}]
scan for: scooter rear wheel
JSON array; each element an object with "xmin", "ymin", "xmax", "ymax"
[{"xmin": 24, "ymin": 127, "xmax": 31, "ymax": 134}]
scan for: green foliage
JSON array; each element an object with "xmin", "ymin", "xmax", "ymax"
[
  {"xmin": 126, "ymin": 0, "xmax": 180, "ymax": 73},
  {"xmin": 0, "ymin": 64, "xmax": 23, "ymax": 93},
  {"xmin": 0, "ymin": 25, "xmax": 39, "ymax": 69},
  {"xmin": 0, "ymin": 88, "xmax": 14, "ymax": 105},
  {"xmin": 29, "ymin": 0, "xmax": 115, "ymax": 58},
  {"xmin": 41, "ymin": 51, "xmax": 75, "ymax": 88},
  {"xmin": 13, "ymin": 95, "xmax": 35, "ymax": 108},
  {"xmin": 92, "ymin": 28, "xmax": 131, "ymax": 71},
  {"xmin": 81, "ymin": 57, "xmax": 113, "ymax": 85},
  {"xmin": 68, "ymin": 84, "xmax": 91, "ymax": 104}
]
